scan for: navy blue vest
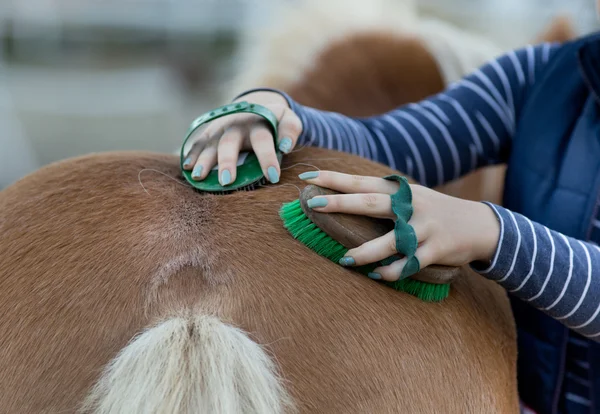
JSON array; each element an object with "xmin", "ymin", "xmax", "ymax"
[{"xmin": 504, "ymin": 32, "xmax": 600, "ymax": 413}]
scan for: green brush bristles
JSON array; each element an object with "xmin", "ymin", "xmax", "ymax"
[
  {"xmin": 280, "ymin": 199, "xmax": 348, "ymax": 262},
  {"xmin": 388, "ymin": 278, "xmax": 450, "ymax": 302},
  {"xmin": 279, "ymin": 199, "xmax": 450, "ymax": 302}
]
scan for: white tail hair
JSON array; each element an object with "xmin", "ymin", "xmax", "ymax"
[{"xmin": 81, "ymin": 315, "xmax": 295, "ymax": 414}]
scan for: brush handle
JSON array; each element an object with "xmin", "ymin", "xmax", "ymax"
[{"xmin": 300, "ymin": 185, "xmax": 459, "ymax": 285}]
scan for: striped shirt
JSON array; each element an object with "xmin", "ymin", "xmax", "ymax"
[
  {"xmin": 273, "ymin": 42, "xmax": 600, "ymax": 343},
  {"xmin": 243, "ymin": 41, "xmax": 600, "ymax": 411}
]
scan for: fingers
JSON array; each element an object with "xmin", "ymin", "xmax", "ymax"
[
  {"xmin": 368, "ymin": 243, "xmax": 435, "ymax": 282},
  {"xmin": 217, "ymin": 126, "xmax": 244, "ymax": 185},
  {"xmin": 339, "ymin": 220, "xmax": 430, "ymax": 268},
  {"xmin": 182, "ymin": 140, "xmax": 205, "ymax": 170},
  {"xmin": 299, "ymin": 170, "xmax": 400, "ymax": 195},
  {"xmin": 339, "ymin": 231, "xmax": 399, "ymax": 266},
  {"xmin": 182, "ymin": 121, "xmax": 223, "ymax": 172},
  {"xmin": 276, "ymin": 107, "xmax": 303, "ymax": 154},
  {"xmin": 306, "ymin": 193, "xmax": 394, "ymax": 219},
  {"xmin": 249, "ymin": 124, "xmax": 280, "ymax": 184},
  {"xmin": 201, "ymin": 113, "xmax": 255, "ymax": 142},
  {"xmin": 182, "ymin": 105, "xmax": 292, "ymax": 185},
  {"xmin": 246, "ymin": 105, "xmax": 296, "ymax": 183},
  {"xmin": 190, "ymin": 141, "xmax": 218, "ymax": 181}
]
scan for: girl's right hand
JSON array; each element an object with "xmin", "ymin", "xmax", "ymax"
[{"xmin": 181, "ymin": 90, "xmax": 303, "ymax": 186}]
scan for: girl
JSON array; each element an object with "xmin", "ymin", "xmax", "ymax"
[{"xmin": 182, "ymin": 12, "xmax": 600, "ymax": 414}]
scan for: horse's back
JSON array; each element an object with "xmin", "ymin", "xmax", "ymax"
[{"xmin": 0, "ymin": 148, "xmax": 517, "ymax": 413}]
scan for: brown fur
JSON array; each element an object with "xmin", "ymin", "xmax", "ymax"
[
  {"xmin": 534, "ymin": 15, "xmax": 578, "ymax": 44},
  {"xmin": 287, "ymin": 33, "xmax": 445, "ymax": 117},
  {"xmin": 0, "ymin": 148, "xmax": 517, "ymax": 413}
]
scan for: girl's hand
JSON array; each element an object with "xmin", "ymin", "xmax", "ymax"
[
  {"xmin": 298, "ymin": 170, "xmax": 501, "ymax": 281},
  {"xmin": 182, "ymin": 91, "xmax": 303, "ymax": 186}
]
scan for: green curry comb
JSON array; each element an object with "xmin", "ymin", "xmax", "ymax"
[{"xmin": 180, "ymin": 101, "xmax": 283, "ymax": 193}]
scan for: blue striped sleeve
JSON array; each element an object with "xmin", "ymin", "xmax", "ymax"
[
  {"xmin": 240, "ymin": 43, "xmax": 560, "ymax": 187},
  {"xmin": 473, "ymin": 204, "xmax": 600, "ymax": 342}
]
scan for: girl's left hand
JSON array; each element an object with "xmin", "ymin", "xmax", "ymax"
[{"xmin": 298, "ymin": 170, "xmax": 501, "ymax": 281}]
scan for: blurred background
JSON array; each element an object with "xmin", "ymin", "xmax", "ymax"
[{"xmin": 1, "ymin": 0, "xmax": 598, "ymax": 190}]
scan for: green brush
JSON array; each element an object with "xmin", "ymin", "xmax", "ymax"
[
  {"xmin": 279, "ymin": 184, "xmax": 457, "ymax": 302},
  {"xmin": 180, "ymin": 101, "xmax": 283, "ymax": 194}
]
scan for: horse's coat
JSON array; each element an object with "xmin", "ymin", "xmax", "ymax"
[
  {"xmin": 0, "ymin": 4, "xmax": 577, "ymax": 411},
  {"xmin": 0, "ymin": 148, "xmax": 518, "ymax": 413}
]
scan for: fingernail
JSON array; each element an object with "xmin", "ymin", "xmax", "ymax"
[
  {"xmin": 267, "ymin": 166, "xmax": 280, "ymax": 184},
  {"xmin": 368, "ymin": 272, "xmax": 382, "ymax": 280},
  {"xmin": 339, "ymin": 256, "xmax": 355, "ymax": 266},
  {"xmin": 278, "ymin": 137, "xmax": 292, "ymax": 153},
  {"xmin": 183, "ymin": 157, "xmax": 193, "ymax": 168},
  {"xmin": 299, "ymin": 171, "xmax": 319, "ymax": 180},
  {"xmin": 221, "ymin": 169, "xmax": 231, "ymax": 185},
  {"xmin": 191, "ymin": 165, "xmax": 203, "ymax": 179},
  {"xmin": 307, "ymin": 197, "xmax": 328, "ymax": 208}
]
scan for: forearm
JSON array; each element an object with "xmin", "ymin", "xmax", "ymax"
[
  {"xmin": 286, "ymin": 90, "xmax": 503, "ymax": 188},
  {"xmin": 238, "ymin": 43, "xmax": 559, "ymax": 187},
  {"xmin": 472, "ymin": 204, "xmax": 600, "ymax": 342}
]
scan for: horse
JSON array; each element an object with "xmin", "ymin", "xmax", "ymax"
[
  {"xmin": 2, "ymin": 5, "xmax": 575, "ymax": 410},
  {"xmin": 0, "ymin": 147, "xmax": 517, "ymax": 413}
]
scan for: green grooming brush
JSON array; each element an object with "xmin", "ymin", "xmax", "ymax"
[
  {"xmin": 279, "ymin": 183, "xmax": 458, "ymax": 302},
  {"xmin": 180, "ymin": 101, "xmax": 283, "ymax": 194}
]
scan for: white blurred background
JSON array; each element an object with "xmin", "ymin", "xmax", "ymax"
[{"xmin": 1, "ymin": 0, "xmax": 598, "ymax": 189}]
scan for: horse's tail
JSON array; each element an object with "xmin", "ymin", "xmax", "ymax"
[{"xmin": 80, "ymin": 315, "xmax": 294, "ymax": 414}]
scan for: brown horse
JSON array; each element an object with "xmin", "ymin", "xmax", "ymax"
[
  {"xmin": 0, "ymin": 13, "xmax": 578, "ymax": 412},
  {"xmin": 0, "ymin": 147, "xmax": 517, "ymax": 413},
  {"xmin": 1, "ymin": 15, "xmax": 579, "ymax": 413}
]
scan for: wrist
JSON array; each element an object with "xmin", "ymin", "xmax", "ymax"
[{"xmin": 470, "ymin": 201, "xmax": 501, "ymax": 263}]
